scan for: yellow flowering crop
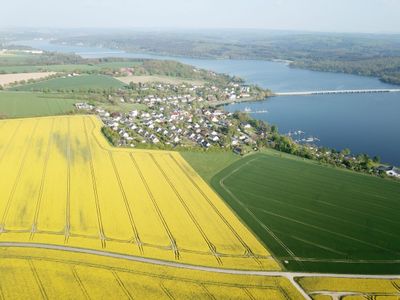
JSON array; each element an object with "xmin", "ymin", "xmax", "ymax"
[{"xmin": 0, "ymin": 115, "xmax": 279, "ymax": 270}]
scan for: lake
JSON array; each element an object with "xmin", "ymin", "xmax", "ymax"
[{"xmin": 15, "ymin": 40, "xmax": 400, "ymax": 165}]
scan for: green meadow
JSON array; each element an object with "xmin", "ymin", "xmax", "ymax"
[
  {"xmin": 197, "ymin": 151, "xmax": 400, "ymax": 274},
  {"xmin": 11, "ymin": 74, "xmax": 126, "ymax": 91},
  {"xmin": 0, "ymin": 92, "xmax": 78, "ymax": 117}
]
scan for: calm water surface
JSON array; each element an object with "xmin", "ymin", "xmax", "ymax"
[{"xmin": 16, "ymin": 40, "xmax": 400, "ymax": 165}]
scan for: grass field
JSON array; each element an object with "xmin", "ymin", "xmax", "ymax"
[
  {"xmin": 11, "ymin": 74, "xmax": 126, "ymax": 91},
  {"xmin": 181, "ymin": 151, "xmax": 240, "ymax": 183},
  {"xmin": 0, "ymin": 115, "xmax": 279, "ymax": 271},
  {"xmin": 0, "ymin": 91, "xmax": 78, "ymax": 117},
  {"xmin": 210, "ymin": 152, "xmax": 400, "ymax": 274}
]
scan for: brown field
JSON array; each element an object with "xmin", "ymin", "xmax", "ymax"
[
  {"xmin": 0, "ymin": 72, "xmax": 56, "ymax": 86},
  {"xmin": 115, "ymin": 75, "xmax": 204, "ymax": 85}
]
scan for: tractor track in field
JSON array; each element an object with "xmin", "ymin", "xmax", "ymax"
[
  {"xmin": 108, "ymin": 151, "xmax": 143, "ymax": 254},
  {"xmin": 129, "ymin": 153, "xmax": 180, "ymax": 260},
  {"xmin": 218, "ymin": 157, "xmax": 299, "ymax": 267},
  {"xmin": 83, "ymin": 118, "xmax": 106, "ymax": 249},
  {"xmin": 2, "ymin": 242, "xmax": 400, "ymax": 300},
  {"xmin": 0, "ymin": 119, "xmax": 39, "ymax": 233},
  {"xmin": 169, "ymin": 154, "xmax": 262, "ymax": 266},
  {"xmin": 31, "ymin": 118, "xmax": 55, "ymax": 240},
  {"xmin": 150, "ymin": 154, "xmax": 222, "ymax": 266}
]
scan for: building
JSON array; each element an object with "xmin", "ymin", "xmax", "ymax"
[{"xmin": 377, "ymin": 166, "xmax": 400, "ymax": 178}]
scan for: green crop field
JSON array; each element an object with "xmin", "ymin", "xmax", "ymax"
[
  {"xmin": 209, "ymin": 151, "xmax": 400, "ymax": 274},
  {"xmin": 0, "ymin": 91, "xmax": 78, "ymax": 117},
  {"xmin": 0, "ymin": 61, "xmax": 141, "ymax": 74},
  {"xmin": 11, "ymin": 74, "xmax": 126, "ymax": 91},
  {"xmin": 181, "ymin": 151, "xmax": 240, "ymax": 182}
]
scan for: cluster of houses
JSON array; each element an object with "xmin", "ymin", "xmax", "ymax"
[
  {"xmin": 124, "ymin": 81, "xmax": 259, "ymax": 105},
  {"xmin": 75, "ymin": 89, "xmax": 259, "ymax": 151},
  {"xmin": 98, "ymin": 105, "xmax": 255, "ymax": 150}
]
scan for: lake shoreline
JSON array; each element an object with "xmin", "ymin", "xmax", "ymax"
[{"xmin": 210, "ymin": 96, "xmax": 267, "ymax": 107}]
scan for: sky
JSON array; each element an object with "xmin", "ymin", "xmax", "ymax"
[{"xmin": 1, "ymin": 0, "xmax": 400, "ymax": 33}]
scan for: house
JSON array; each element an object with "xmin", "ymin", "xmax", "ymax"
[{"xmin": 377, "ymin": 166, "xmax": 400, "ymax": 178}]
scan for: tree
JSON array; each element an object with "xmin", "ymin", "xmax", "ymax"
[
  {"xmin": 341, "ymin": 148, "xmax": 351, "ymax": 156},
  {"xmin": 373, "ymin": 156, "xmax": 381, "ymax": 163},
  {"xmin": 0, "ymin": 85, "xmax": 3, "ymax": 90}
]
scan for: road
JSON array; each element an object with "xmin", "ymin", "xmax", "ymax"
[{"xmin": 2, "ymin": 242, "xmax": 400, "ymax": 299}]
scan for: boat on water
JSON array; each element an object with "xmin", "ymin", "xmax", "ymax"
[{"xmin": 244, "ymin": 107, "xmax": 252, "ymax": 113}]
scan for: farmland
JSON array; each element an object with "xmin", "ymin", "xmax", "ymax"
[
  {"xmin": 0, "ymin": 91, "xmax": 78, "ymax": 117},
  {"xmin": 1, "ymin": 116, "xmax": 399, "ymax": 298},
  {"xmin": 181, "ymin": 151, "xmax": 240, "ymax": 183},
  {"xmin": 210, "ymin": 151, "xmax": 400, "ymax": 274},
  {"xmin": 0, "ymin": 247, "xmax": 303, "ymax": 299},
  {"xmin": 0, "ymin": 61, "xmax": 141, "ymax": 74},
  {"xmin": 0, "ymin": 72, "xmax": 55, "ymax": 86},
  {"xmin": 11, "ymin": 74, "xmax": 126, "ymax": 91},
  {"xmin": 297, "ymin": 276, "xmax": 400, "ymax": 299},
  {"xmin": 0, "ymin": 115, "xmax": 279, "ymax": 271},
  {"xmin": 116, "ymin": 75, "xmax": 205, "ymax": 85}
]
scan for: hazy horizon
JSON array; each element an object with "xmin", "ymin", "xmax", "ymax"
[{"xmin": 1, "ymin": 0, "xmax": 400, "ymax": 34}]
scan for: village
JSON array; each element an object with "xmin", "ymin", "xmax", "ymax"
[{"xmin": 75, "ymin": 79, "xmax": 400, "ymax": 180}]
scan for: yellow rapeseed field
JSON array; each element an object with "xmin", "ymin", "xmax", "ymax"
[
  {"xmin": 0, "ymin": 247, "xmax": 303, "ymax": 299},
  {"xmin": 0, "ymin": 115, "xmax": 279, "ymax": 270},
  {"xmin": 297, "ymin": 277, "xmax": 400, "ymax": 299}
]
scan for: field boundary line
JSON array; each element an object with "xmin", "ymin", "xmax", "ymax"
[
  {"xmin": 108, "ymin": 152, "xmax": 143, "ymax": 254},
  {"xmin": 31, "ymin": 118, "xmax": 55, "ymax": 240},
  {"xmin": 83, "ymin": 118, "xmax": 106, "ymax": 248},
  {"xmin": 129, "ymin": 153, "xmax": 179, "ymax": 260},
  {"xmin": 151, "ymin": 154, "xmax": 222, "ymax": 265},
  {"xmin": 169, "ymin": 154, "xmax": 261, "ymax": 265},
  {"xmin": 65, "ymin": 117, "xmax": 71, "ymax": 243},
  {"xmin": 0, "ymin": 119, "xmax": 39, "ymax": 232}
]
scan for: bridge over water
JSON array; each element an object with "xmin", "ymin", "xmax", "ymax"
[{"xmin": 274, "ymin": 89, "xmax": 400, "ymax": 96}]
